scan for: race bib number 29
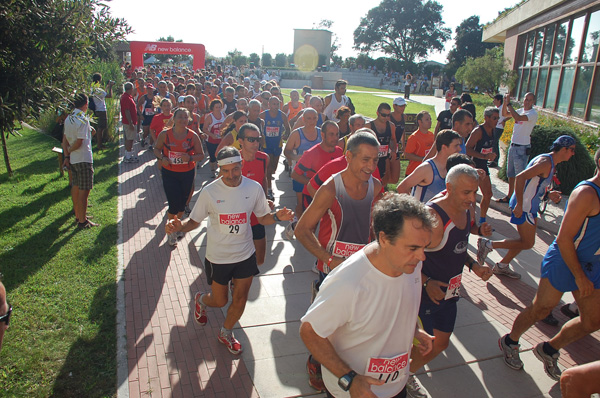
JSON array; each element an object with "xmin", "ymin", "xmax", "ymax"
[
  {"xmin": 218, "ymin": 213, "xmax": 248, "ymax": 235},
  {"xmin": 365, "ymin": 353, "xmax": 409, "ymax": 384}
]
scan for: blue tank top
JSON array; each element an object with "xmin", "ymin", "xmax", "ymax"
[
  {"xmin": 509, "ymin": 153, "xmax": 555, "ymax": 214},
  {"xmin": 411, "ymin": 160, "xmax": 446, "ymax": 203},
  {"xmin": 543, "ymin": 181, "xmax": 600, "ymax": 268},
  {"xmin": 422, "ymin": 202, "xmax": 471, "ymax": 303},
  {"xmin": 317, "ymin": 113, "xmax": 324, "ymax": 128},
  {"xmin": 297, "ymin": 127, "xmax": 322, "ymax": 156},
  {"xmin": 263, "ymin": 110, "xmax": 285, "ymax": 149}
]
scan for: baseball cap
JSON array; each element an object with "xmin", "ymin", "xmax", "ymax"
[
  {"xmin": 552, "ymin": 135, "xmax": 576, "ymax": 149},
  {"xmin": 393, "ymin": 97, "xmax": 406, "ymax": 106},
  {"xmin": 244, "ymin": 77, "xmax": 250, "ymax": 82}
]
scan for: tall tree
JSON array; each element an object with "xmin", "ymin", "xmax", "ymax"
[
  {"xmin": 446, "ymin": 16, "xmax": 498, "ymax": 77},
  {"xmin": 353, "ymin": 0, "xmax": 450, "ymax": 69},
  {"xmin": 455, "ymin": 47, "xmax": 518, "ymax": 95},
  {"xmin": 249, "ymin": 53, "xmax": 260, "ymax": 66},
  {"xmin": 275, "ymin": 53, "xmax": 287, "ymax": 67},
  {"xmin": 261, "ymin": 53, "xmax": 273, "ymax": 67},
  {"xmin": 0, "ymin": 0, "xmax": 130, "ymax": 176}
]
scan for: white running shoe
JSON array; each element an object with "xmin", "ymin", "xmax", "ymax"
[
  {"xmin": 406, "ymin": 375, "xmax": 430, "ymax": 398},
  {"xmin": 477, "ymin": 237, "xmax": 493, "ymax": 265},
  {"xmin": 493, "ymin": 263, "xmax": 522, "ymax": 279}
]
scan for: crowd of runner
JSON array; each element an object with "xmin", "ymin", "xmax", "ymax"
[{"xmin": 82, "ymin": 64, "xmax": 600, "ymax": 398}]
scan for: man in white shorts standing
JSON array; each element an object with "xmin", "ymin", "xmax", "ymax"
[
  {"xmin": 165, "ymin": 147, "xmax": 294, "ymax": 355},
  {"xmin": 300, "ymin": 194, "xmax": 435, "ymax": 398}
]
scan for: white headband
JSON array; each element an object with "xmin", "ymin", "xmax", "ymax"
[{"xmin": 217, "ymin": 155, "xmax": 242, "ymax": 166}]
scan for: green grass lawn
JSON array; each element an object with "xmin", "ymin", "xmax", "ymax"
[
  {"xmin": 280, "ymin": 87, "xmax": 437, "ymax": 123},
  {"xmin": 0, "ymin": 128, "xmax": 118, "ymax": 397}
]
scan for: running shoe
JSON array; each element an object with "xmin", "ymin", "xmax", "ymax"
[
  {"xmin": 218, "ymin": 329, "xmax": 243, "ymax": 355},
  {"xmin": 194, "ymin": 292, "xmax": 207, "ymax": 326},
  {"xmin": 477, "ymin": 237, "xmax": 493, "ymax": 265},
  {"xmin": 283, "ymin": 221, "xmax": 297, "ymax": 240},
  {"xmin": 493, "ymin": 263, "xmax": 522, "ymax": 279},
  {"xmin": 406, "ymin": 374, "xmax": 430, "ymax": 398},
  {"xmin": 541, "ymin": 312, "xmax": 559, "ymax": 326},
  {"xmin": 167, "ymin": 233, "xmax": 177, "ymax": 247},
  {"xmin": 498, "ymin": 334, "xmax": 523, "ymax": 370},
  {"xmin": 560, "ymin": 303, "xmax": 579, "ymax": 319},
  {"xmin": 306, "ymin": 355, "xmax": 325, "ymax": 392},
  {"xmin": 77, "ymin": 219, "xmax": 99, "ymax": 229},
  {"xmin": 533, "ymin": 342, "xmax": 561, "ymax": 381}
]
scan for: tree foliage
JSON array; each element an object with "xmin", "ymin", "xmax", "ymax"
[
  {"xmin": 275, "ymin": 53, "xmax": 287, "ymax": 67},
  {"xmin": 353, "ymin": 0, "xmax": 451, "ymax": 68},
  {"xmin": 261, "ymin": 53, "xmax": 273, "ymax": 67},
  {"xmin": 150, "ymin": 36, "xmax": 191, "ymax": 64},
  {"xmin": 314, "ymin": 19, "xmax": 341, "ymax": 63},
  {"xmin": 455, "ymin": 47, "xmax": 518, "ymax": 95},
  {"xmin": 445, "ymin": 16, "xmax": 498, "ymax": 77},
  {"xmin": 249, "ymin": 53, "xmax": 260, "ymax": 66},
  {"xmin": 0, "ymin": 0, "xmax": 130, "ymax": 176}
]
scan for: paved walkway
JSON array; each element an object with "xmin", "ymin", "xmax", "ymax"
[{"xmin": 117, "ymin": 96, "xmax": 599, "ymax": 397}]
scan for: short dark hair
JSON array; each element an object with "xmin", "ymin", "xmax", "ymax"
[
  {"xmin": 460, "ymin": 93, "xmax": 472, "ymax": 104},
  {"xmin": 372, "ymin": 193, "xmax": 437, "ymax": 244},
  {"xmin": 435, "ymin": 129, "xmax": 461, "ymax": 151},
  {"xmin": 237, "ymin": 123, "xmax": 260, "ymax": 140},
  {"xmin": 216, "ymin": 146, "xmax": 240, "ymax": 161},
  {"xmin": 209, "ymin": 99, "xmax": 223, "ymax": 110},
  {"xmin": 335, "ymin": 80, "xmax": 348, "ymax": 89},
  {"xmin": 377, "ymin": 103, "xmax": 391, "ymax": 113},
  {"xmin": 446, "ymin": 153, "xmax": 474, "ymax": 172},
  {"xmin": 494, "ymin": 94, "xmax": 503, "ymax": 104},
  {"xmin": 416, "ymin": 110, "xmax": 430, "ymax": 123},
  {"xmin": 347, "ymin": 130, "xmax": 380, "ymax": 155},
  {"xmin": 321, "ymin": 120, "xmax": 338, "ymax": 135},
  {"xmin": 92, "ymin": 73, "xmax": 102, "ymax": 83},
  {"xmin": 452, "ymin": 109, "xmax": 473, "ymax": 125},
  {"xmin": 73, "ymin": 93, "xmax": 88, "ymax": 108}
]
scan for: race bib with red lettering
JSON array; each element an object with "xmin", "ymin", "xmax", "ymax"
[
  {"xmin": 481, "ymin": 147, "xmax": 493, "ymax": 155},
  {"xmin": 168, "ymin": 151, "xmax": 187, "ymax": 165},
  {"xmin": 378, "ymin": 145, "xmax": 389, "ymax": 158},
  {"xmin": 144, "ymin": 107, "xmax": 155, "ymax": 116},
  {"xmin": 365, "ymin": 353, "xmax": 409, "ymax": 385},
  {"xmin": 218, "ymin": 212, "xmax": 248, "ymax": 235},
  {"xmin": 265, "ymin": 126, "xmax": 280, "ymax": 137},
  {"xmin": 332, "ymin": 241, "xmax": 365, "ymax": 259},
  {"xmin": 445, "ymin": 273, "xmax": 462, "ymax": 300}
]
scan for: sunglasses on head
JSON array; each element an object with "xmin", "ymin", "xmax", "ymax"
[
  {"xmin": 244, "ymin": 136, "xmax": 261, "ymax": 143},
  {"xmin": 0, "ymin": 304, "xmax": 12, "ymax": 326}
]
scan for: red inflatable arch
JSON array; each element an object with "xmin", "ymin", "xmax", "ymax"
[{"xmin": 129, "ymin": 41, "xmax": 206, "ymax": 71}]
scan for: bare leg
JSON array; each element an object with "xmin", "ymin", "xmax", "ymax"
[
  {"xmin": 507, "ymin": 177, "xmax": 515, "ymax": 198},
  {"xmin": 561, "ymin": 360, "xmax": 600, "ymax": 398},
  {"xmin": 549, "ymin": 288, "xmax": 600, "ymax": 350},
  {"xmin": 479, "ymin": 175, "xmax": 492, "ymax": 219},
  {"xmin": 409, "ymin": 329, "xmax": 451, "ymax": 372},
  {"xmin": 253, "ymin": 238, "xmax": 266, "ymax": 266},
  {"xmin": 77, "ymin": 189, "xmax": 91, "ymax": 223},
  {"xmin": 493, "ymin": 221, "xmax": 537, "ymax": 264},
  {"xmin": 223, "ymin": 276, "xmax": 253, "ymax": 329},
  {"xmin": 71, "ymin": 184, "xmax": 80, "ymax": 219},
  {"xmin": 509, "ymin": 278, "xmax": 563, "ymax": 341}
]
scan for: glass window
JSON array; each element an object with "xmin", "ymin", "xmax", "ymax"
[
  {"xmin": 553, "ymin": 22, "xmax": 569, "ymax": 64},
  {"xmin": 525, "ymin": 32, "xmax": 535, "ymax": 65},
  {"xmin": 516, "ymin": 35, "xmax": 528, "ymax": 67},
  {"xmin": 565, "ymin": 16, "xmax": 586, "ymax": 63},
  {"xmin": 519, "ymin": 69, "xmax": 530, "ymax": 99},
  {"xmin": 528, "ymin": 68, "xmax": 538, "ymax": 93},
  {"xmin": 582, "ymin": 10, "xmax": 600, "ymax": 63},
  {"xmin": 542, "ymin": 24, "xmax": 556, "ymax": 65},
  {"xmin": 571, "ymin": 66, "xmax": 594, "ymax": 118},
  {"xmin": 538, "ymin": 68, "xmax": 549, "ymax": 103},
  {"xmin": 532, "ymin": 30, "xmax": 544, "ymax": 65},
  {"xmin": 589, "ymin": 66, "xmax": 600, "ymax": 123},
  {"xmin": 545, "ymin": 68, "xmax": 561, "ymax": 109},
  {"xmin": 557, "ymin": 66, "xmax": 576, "ymax": 113}
]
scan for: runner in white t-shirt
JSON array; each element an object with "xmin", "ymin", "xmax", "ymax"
[
  {"xmin": 165, "ymin": 147, "xmax": 294, "ymax": 355},
  {"xmin": 300, "ymin": 194, "xmax": 436, "ymax": 398}
]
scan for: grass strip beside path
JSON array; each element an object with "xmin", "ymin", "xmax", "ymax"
[{"xmin": 0, "ymin": 128, "xmax": 119, "ymax": 398}]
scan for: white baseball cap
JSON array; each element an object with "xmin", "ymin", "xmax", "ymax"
[{"xmin": 393, "ymin": 97, "xmax": 406, "ymax": 106}]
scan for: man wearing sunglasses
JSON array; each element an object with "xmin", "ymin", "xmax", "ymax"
[
  {"xmin": 466, "ymin": 107, "xmax": 499, "ymax": 224},
  {"xmin": 0, "ymin": 281, "xmax": 10, "ymax": 352}
]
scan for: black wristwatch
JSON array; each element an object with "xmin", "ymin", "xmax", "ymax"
[
  {"xmin": 338, "ymin": 370, "xmax": 357, "ymax": 391},
  {"xmin": 273, "ymin": 212, "xmax": 281, "ymax": 222}
]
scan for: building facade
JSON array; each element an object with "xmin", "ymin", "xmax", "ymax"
[{"xmin": 484, "ymin": 0, "xmax": 600, "ymax": 124}]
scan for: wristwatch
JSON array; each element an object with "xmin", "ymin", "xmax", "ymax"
[{"xmin": 338, "ymin": 370, "xmax": 357, "ymax": 391}]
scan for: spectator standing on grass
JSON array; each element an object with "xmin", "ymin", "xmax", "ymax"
[
  {"xmin": 0, "ymin": 281, "xmax": 11, "ymax": 352},
  {"xmin": 90, "ymin": 73, "xmax": 114, "ymax": 150},
  {"xmin": 63, "ymin": 93, "xmax": 98, "ymax": 229},
  {"xmin": 491, "ymin": 94, "xmax": 512, "ymax": 168}
]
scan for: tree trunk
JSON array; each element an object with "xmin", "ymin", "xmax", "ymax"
[{"xmin": 1, "ymin": 130, "xmax": 13, "ymax": 177}]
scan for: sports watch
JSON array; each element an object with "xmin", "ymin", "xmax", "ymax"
[{"xmin": 338, "ymin": 370, "xmax": 357, "ymax": 391}]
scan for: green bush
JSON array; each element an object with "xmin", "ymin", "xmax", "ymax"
[{"xmin": 498, "ymin": 125, "xmax": 595, "ymax": 194}]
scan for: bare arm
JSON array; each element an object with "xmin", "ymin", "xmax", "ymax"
[
  {"xmin": 396, "ymin": 162, "xmax": 433, "ymax": 194},
  {"xmin": 513, "ymin": 159, "xmax": 552, "ymax": 214},
  {"xmin": 216, "ymin": 133, "xmax": 234, "ymax": 153},
  {"xmin": 465, "ymin": 128, "xmax": 485, "ymax": 159},
  {"xmin": 284, "ymin": 130, "xmax": 301, "ymax": 161}
]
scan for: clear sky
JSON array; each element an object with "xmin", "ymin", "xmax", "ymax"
[{"xmin": 107, "ymin": 0, "xmax": 517, "ymax": 64}]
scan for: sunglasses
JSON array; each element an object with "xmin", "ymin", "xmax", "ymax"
[
  {"xmin": 244, "ymin": 136, "xmax": 262, "ymax": 143},
  {"xmin": 380, "ymin": 112, "xmax": 391, "ymax": 118},
  {"xmin": 0, "ymin": 304, "xmax": 12, "ymax": 326}
]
